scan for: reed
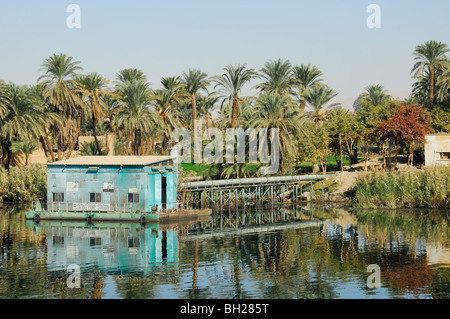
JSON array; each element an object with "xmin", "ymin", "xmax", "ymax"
[{"xmin": 353, "ymin": 166, "xmax": 450, "ymax": 209}]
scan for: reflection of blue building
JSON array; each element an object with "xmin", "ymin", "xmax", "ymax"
[{"xmin": 37, "ymin": 223, "xmax": 178, "ymax": 275}]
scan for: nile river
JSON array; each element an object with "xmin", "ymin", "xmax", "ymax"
[{"xmin": 0, "ymin": 204, "xmax": 449, "ymax": 299}]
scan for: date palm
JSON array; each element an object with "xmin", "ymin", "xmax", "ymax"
[
  {"xmin": 181, "ymin": 69, "xmax": 210, "ymax": 161},
  {"xmin": 73, "ymin": 72, "xmax": 109, "ymax": 156},
  {"xmin": 304, "ymin": 84, "xmax": 339, "ymax": 124},
  {"xmin": 353, "ymin": 84, "xmax": 391, "ymax": 112},
  {"xmin": 38, "ymin": 53, "xmax": 83, "ymax": 160},
  {"xmin": 10, "ymin": 139, "xmax": 38, "ymax": 166},
  {"xmin": 250, "ymin": 93, "xmax": 307, "ymax": 172},
  {"xmin": 291, "ymin": 64, "xmax": 323, "ymax": 110},
  {"xmin": 411, "ymin": 40, "xmax": 450, "ymax": 101},
  {"xmin": 212, "ymin": 64, "xmax": 257, "ymax": 128},
  {"xmin": 0, "ymin": 84, "xmax": 47, "ymax": 168},
  {"xmin": 113, "ymin": 80, "xmax": 160, "ymax": 155},
  {"xmin": 256, "ymin": 59, "xmax": 293, "ymax": 96},
  {"xmin": 0, "ymin": 80, "xmax": 10, "ymax": 119}
]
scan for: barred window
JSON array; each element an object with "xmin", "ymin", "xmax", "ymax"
[
  {"xmin": 90, "ymin": 193, "xmax": 102, "ymax": 203},
  {"xmin": 53, "ymin": 192, "xmax": 64, "ymax": 202},
  {"xmin": 128, "ymin": 193, "xmax": 140, "ymax": 203}
]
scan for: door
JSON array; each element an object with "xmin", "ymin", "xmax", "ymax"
[{"xmin": 161, "ymin": 175, "xmax": 167, "ymax": 210}]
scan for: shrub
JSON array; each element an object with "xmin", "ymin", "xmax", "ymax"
[
  {"xmin": 353, "ymin": 166, "xmax": 450, "ymax": 209},
  {"xmin": 0, "ymin": 164, "xmax": 47, "ymax": 203}
]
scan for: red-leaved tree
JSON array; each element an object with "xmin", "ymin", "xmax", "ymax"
[{"xmin": 378, "ymin": 104, "xmax": 432, "ymax": 166}]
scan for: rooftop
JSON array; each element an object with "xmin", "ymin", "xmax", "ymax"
[{"xmin": 47, "ymin": 156, "xmax": 174, "ymax": 166}]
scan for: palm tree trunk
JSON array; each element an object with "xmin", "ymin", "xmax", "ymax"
[
  {"xmin": 43, "ymin": 129, "xmax": 56, "ymax": 162},
  {"xmin": 66, "ymin": 108, "xmax": 83, "ymax": 159},
  {"xmin": 92, "ymin": 117, "xmax": 103, "ymax": 156},
  {"xmin": 231, "ymin": 97, "xmax": 239, "ymax": 128},
  {"xmin": 90, "ymin": 97, "xmax": 103, "ymax": 156},
  {"xmin": 299, "ymin": 98, "xmax": 306, "ymax": 110},
  {"xmin": 430, "ymin": 65, "xmax": 435, "ymax": 101},
  {"xmin": 192, "ymin": 94, "xmax": 201, "ymax": 162}
]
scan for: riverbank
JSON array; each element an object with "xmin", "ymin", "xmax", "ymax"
[
  {"xmin": 314, "ymin": 154, "xmax": 450, "ymax": 209},
  {"xmin": 1, "ymin": 157, "xmax": 449, "ymax": 210}
]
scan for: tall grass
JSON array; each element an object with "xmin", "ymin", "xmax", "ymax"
[
  {"xmin": 0, "ymin": 165, "xmax": 47, "ymax": 203},
  {"xmin": 354, "ymin": 166, "xmax": 450, "ymax": 209}
]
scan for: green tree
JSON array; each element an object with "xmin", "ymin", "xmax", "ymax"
[
  {"xmin": 326, "ymin": 106, "xmax": 362, "ymax": 170},
  {"xmin": 256, "ymin": 59, "xmax": 293, "ymax": 96},
  {"xmin": 250, "ymin": 94, "xmax": 307, "ymax": 172},
  {"xmin": 298, "ymin": 121, "xmax": 331, "ymax": 173},
  {"xmin": 181, "ymin": 69, "xmax": 210, "ymax": 161},
  {"xmin": 212, "ymin": 64, "xmax": 257, "ymax": 128},
  {"xmin": 10, "ymin": 139, "xmax": 38, "ymax": 166},
  {"xmin": 38, "ymin": 53, "xmax": 83, "ymax": 160},
  {"xmin": 72, "ymin": 72, "xmax": 109, "ymax": 156},
  {"xmin": 291, "ymin": 64, "xmax": 324, "ymax": 110},
  {"xmin": 304, "ymin": 84, "xmax": 339, "ymax": 124},
  {"xmin": 0, "ymin": 84, "xmax": 47, "ymax": 168},
  {"xmin": 411, "ymin": 40, "xmax": 450, "ymax": 101},
  {"xmin": 113, "ymin": 80, "xmax": 160, "ymax": 155},
  {"xmin": 353, "ymin": 85, "xmax": 391, "ymax": 113}
]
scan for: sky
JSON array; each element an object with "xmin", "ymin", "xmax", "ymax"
[{"xmin": 1, "ymin": 0, "xmax": 450, "ymax": 110}]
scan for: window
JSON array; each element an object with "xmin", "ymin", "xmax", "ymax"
[
  {"xmin": 440, "ymin": 152, "xmax": 450, "ymax": 160},
  {"xmin": 89, "ymin": 237, "xmax": 102, "ymax": 246},
  {"xmin": 52, "ymin": 236, "xmax": 65, "ymax": 246},
  {"xmin": 53, "ymin": 192, "xmax": 64, "ymax": 202},
  {"xmin": 128, "ymin": 193, "xmax": 140, "ymax": 203},
  {"xmin": 128, "ymin": 237, "xmax": 140, "ymax": 248},
  {"xmin": 90, "ymin": 193, "xmax": 102, "ymax": 203}
]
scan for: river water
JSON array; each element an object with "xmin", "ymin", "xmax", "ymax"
[{"xmin": 0, "ymin": 204, "xmax": 449, "ymax": 299}]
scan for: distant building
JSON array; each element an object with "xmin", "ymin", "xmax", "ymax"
[
  {"xmin": 424, "ymin": 134, "xmax": 450, "ymax": 167},
  {"xmin": 46, "ymin": 155, "xmax": 178, "ymax": 213}
]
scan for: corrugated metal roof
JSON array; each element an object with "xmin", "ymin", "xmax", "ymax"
[{"xmin": 47, "ymin": 156, "xmax": 173, "ymax": 166}]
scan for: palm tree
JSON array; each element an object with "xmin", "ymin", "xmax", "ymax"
[
  {"xmin": 436, "ymin": 65, "xmax": 450, "ymax": 101},
  {"xmin": 181, "ymin": 69, "xmax": 210, "ymax": 161},
  {"xmin": 304, "ymin": 84, "xmax": 339, "ymax": 124},
  {"xmin": 38, "ymin": 53, "xmax": 83, "ymax": 160},
  {"xmin": 115, "ymin": 68, "xmax": 147, "ymax": 85},
  {"xmin": 0, "ymin": 80, "xmax": 10, "ymax": 119},
  {"xmin": 0, "ymin": 84, "xmax": 47, "ymax": 168},
  {"xmin": 256, "ymin": 59, "xmax": 293, "ymax": 96},
  {"xmin": 73, "ymin": 72, "xmax": 109, "ymax": 156},
  {"xmin": 79, "ymin": 140, "xmax": 106, "ymax": 156},
  {"xmin": 113, "ymin": 80, "xmax": 160, "ymax": 155},
  {"xmin": 291, "ymin": 64, "xmax": 324, "ymax": 110},
  {"xmin": 212, "ymin": 64, "xmax": 257, "ymax": 128},
  {"xmin": 250, "ymin": 93, "xmax": 307, "ymax": 172},
  {"xmin": 10, "ymin": 139, "xmax": 38, "ymax": 166},
  {"xmin": 411, "ymin": 40, "xmax": 450, "ymax": 101},
  {"xmin": 353, "ymin": 84, "xmax": 391, "ymax": 112},
  {"xmin": 101, "ymin": 93, "xmax": 120, "ymax": 132}
]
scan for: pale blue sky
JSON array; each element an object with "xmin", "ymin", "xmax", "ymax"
[{"xmin": 1, "ymin": 0, "xmax": 450, "ymax": 108}]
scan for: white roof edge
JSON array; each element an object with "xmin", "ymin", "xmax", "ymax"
[{"xmin": 47, "ymin": 155, "xmax": 174, "ymax": 166}]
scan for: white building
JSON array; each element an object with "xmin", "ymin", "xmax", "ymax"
[{"xmin": 424, "ymin": 134, "xmax": 450, "ymax": 167}]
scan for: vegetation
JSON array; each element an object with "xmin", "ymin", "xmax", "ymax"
[
  {"xmin": 0, "ymin": 40, "xmax": 449, "ymax": 200},
  {"xmin": 0, "ymin": 165, "xmax": 46, "ymax": 203},
  {"xmin": 354, "ymin": 166, "xmax": 450, "ymax": 209}
]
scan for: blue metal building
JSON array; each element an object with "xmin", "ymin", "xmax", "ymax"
[{"xmin": 45, "ymin": 156, "xmax": 178, "ymax": 214}]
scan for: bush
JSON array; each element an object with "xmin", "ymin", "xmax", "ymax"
[
  {"xmin": 0, "ymin": 165, "xmax": 47, "ymax": 203},
  {"xmin": 353, "ymin": 166, "xmax": 450, "ymax": 209}
]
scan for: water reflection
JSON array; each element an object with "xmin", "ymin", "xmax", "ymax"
[{"xmin": 0, "ymin": 204, "xmax": 449, "ymax": 299}]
